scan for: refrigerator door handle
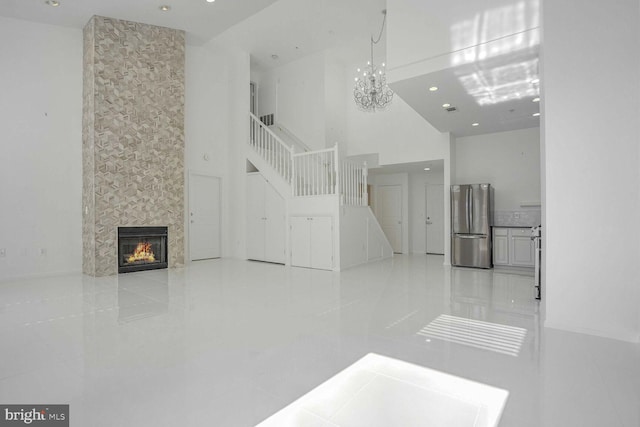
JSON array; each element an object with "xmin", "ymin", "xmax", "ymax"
[
  {"xmin": 467, "ymin": 186, "xmax": 473, "ymax": 231},
  {"xmin": 467, "ymin": 187, "xmax": 473, "ymax": 231},
  {"xmin": 456, "ymin": 235, "xmax": 486, "ymax": 239}
]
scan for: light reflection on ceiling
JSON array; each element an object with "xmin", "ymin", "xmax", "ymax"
[
  {"xmin": 451, "ymin": 1, "xmax": 540, "ymax": 66},
  {"xmin": 450, "ymin": 0, "xmax": 540, "ymax": 107},
  {"xmin": 458, "ymin": 57, "xmax": 539, "ymax": 106}
]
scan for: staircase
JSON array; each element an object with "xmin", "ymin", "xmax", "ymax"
[{"xmin": 247, "ymin": 112, "xmax": 393, "ymax": 270}]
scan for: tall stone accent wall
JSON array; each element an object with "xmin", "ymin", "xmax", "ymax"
[{"xmin": 82, "ymin": 16, "xmax": 185, "ymax": 276}]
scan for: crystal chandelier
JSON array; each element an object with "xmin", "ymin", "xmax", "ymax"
[{"xmin": 354, "ymin": 10, "xmax": 394, "ymax": 112}]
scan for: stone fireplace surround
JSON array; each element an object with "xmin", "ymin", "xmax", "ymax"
[{"xmin": 82, "ymin": 16, "xmax": 185, "ymax": 276}]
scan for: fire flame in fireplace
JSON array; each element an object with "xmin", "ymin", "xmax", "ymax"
[{"xmin": 127, "ymin": 242, "xmax": 155, "ymax": 263}]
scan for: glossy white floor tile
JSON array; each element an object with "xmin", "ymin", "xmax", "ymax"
[{"xmin": 0, "ymin": 255, "xmax": 638, "ymax": 427}]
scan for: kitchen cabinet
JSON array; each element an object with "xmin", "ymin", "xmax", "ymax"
[
  {"xmin": 493, "ymin": 229, "xmax": 510, "ymax": 265},
  {"xmin": 290, "ymin": 216, "xmax": 333, "ymax": 270},
  {"xmin": 510, "ymin": 229, "xmax": 535, "ymax": 267},
  {"xmin": 247, "ymin": 173, "xmax": 285, "ymax": 264},
  {"xmin": 493, "ymin": 227, "xmax": 534, "ymax": 268}
]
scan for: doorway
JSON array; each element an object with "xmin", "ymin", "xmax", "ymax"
[
  {"xmin": 425, "ymin": 184, "xmax": 444, "ymax": 254},
  {"xmin": 189, "ymin": 173, "xmax": 221, "ymax": 261},
  {"xmin": 378, "ymin": 185, "xmax": 403, "ymax": 253}
]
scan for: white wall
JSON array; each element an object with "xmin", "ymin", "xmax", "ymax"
[
  {"xmin": 340, "ymin": 206, "xmax": 393, "ymax": 269},
  {"xmin": 0, "ymin": 17, "xmax": 82, "ymax": 281},
  {"xmin": 345, "ymin": 87, "xmax": 450, "ymax": 166},
  {"xmin": 541, "ymin": 0, "xmax": 640, "ymax": 342},
  {"xmin": 257, "ymin": 52, "xmax": 326, "ymax": 150},
  {"xmin": 409, "ymin": 171, "xmax": 445, "ymax": 254},
  {"xmin": 185, "ymin": 41, "xmax": 250, "ymax": 261},
  {"xmin": 455, "ymin": 127, "xmax": 541, "ymax": 211},
  {"xmin": 324, "ymin": 53, "xmax": 347, "ymax": 154},
  {"xmin": 185, "ymin": 43, "xmax": 232, "ymax": 260}
]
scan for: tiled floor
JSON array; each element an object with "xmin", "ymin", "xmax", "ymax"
[{"xmin": 0, "ymin": 255, "xmax": 638, "ymax": 426}]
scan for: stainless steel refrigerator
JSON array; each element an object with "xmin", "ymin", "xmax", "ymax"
[{"xmin": 451, "ymin": 184, "xmax": 492, "ymax": 268}]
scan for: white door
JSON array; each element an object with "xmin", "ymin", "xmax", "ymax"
[
  {"xmin": 378, "ymin": 185, "xmax": 403, "ymax": 253},
  {"xmin": 264, "ymin": 182, "xmax": 285, "ymax": 263},
  {"xmin": 425, "ymin": 184, "xmax": 444, "ymax": 254},
  {"xmin": 246, "ymin": 173, "xmax": 266, "ymax": 260},
  {"xmin": 189, "ymin": 173, "xmax": 221, "ymax": 261}
]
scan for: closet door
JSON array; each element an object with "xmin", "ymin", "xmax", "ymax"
[
  {"xmin": 310, "ymin": 217, "xmax": 333, "ymax": 270},
  {"xmin": 290, "ymin": 216, "xmax": 310, "ymax": 267},
  {"xmin": 246, "ymin": 173, "xmax": 265, "ymax": 261},
  {"xmin": 264, "ymin": 183, "xmax": 285, "ymax": 263}
]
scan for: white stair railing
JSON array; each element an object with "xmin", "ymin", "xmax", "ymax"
[
  {"xmin": 272, "ymin": 121, "xmax": 313, "ymax": 153},
  {"xmin": 340, "ymin": 159, "xmax": 368, "ymax": 206},
  {"xmin": 249, "ymin": 112, "xmax": 294, "ymax": 184},
  {"xmin": 248, "ymin": 114, "xmax": 368, "ymax": 204},
  {"xmin": 292, "ymin": 144, "xmax": 338, "ymax": 197}
]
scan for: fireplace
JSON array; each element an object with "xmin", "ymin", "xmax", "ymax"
[{"xmin": 118, "ymin": 227, "xmax": 168, "ymax": 273}]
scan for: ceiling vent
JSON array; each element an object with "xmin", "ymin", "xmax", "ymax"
[{"xmin": 445, "ymin": 106, "xmax": 458, "ymax": 113}]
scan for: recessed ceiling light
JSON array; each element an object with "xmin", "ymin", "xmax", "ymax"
[
  {"xmin": 442, "ymin": 103, "xmax": 451, "ymax": 108},
  {"xmin": 532, "ymin": 97, "xmax": 540, "ymax": 103},
  {"xmin": 45, "ymin": 0, "xmax": 60, "ymax": 6},
  {"xmin": 159, "ymin": 5, "xmax": 170, "ymax": 11},
  {"xmin": 472, "ymin": 123, "xmax": 479, "ymax": 126},
  {"xmin": 424, "ymin": 167, "xmax": 431, "ymax": 171},
  {"xmin": 429, "ymin": 86, "xmax": 438, "ymax": 92},
  {"xmin": 206, "ymin": 0, "xmax": 215, "ymax": 2},
  {"xmin": 533, "ymin": 112, "xmax": 540, "ymax": 117}
]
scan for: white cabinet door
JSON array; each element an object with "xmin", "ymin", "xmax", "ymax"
[
  {"xmin": 493, "ymin": 229, "xmax": 509, "ymax": 266},
  {"xmin": 290, "ymin": 216, "xmax": 333, "ymax": 270},
  {"xmin": 246, "ymin": 174, "xmax": 265, "ymax": 261},
  {"xmin": 264, "ymin": 183, "xmax": 285, "ymax": 263},
  {"xmin": 247, "ymin": 173, "xmax": 285, "ymax": 264},
  {"xmin": 493, "ymin": 227, "xmax": 534, "ymax": 268},
  {"xmin": 310, "ymin": 217, "xmax": 333, "ymax": 270},
  {"xmin": 511, "ymin": 230, "xmax": 534, "ymax": 267},
  {"xmin": 290, "ymin": 217, "xmax": 311, "ymax": 268}
]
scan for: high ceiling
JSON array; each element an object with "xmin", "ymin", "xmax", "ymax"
[
  {"xmin": 1, "ymin": 0, "xmax": 541, "ymax": 138},
  {"xmin": 0, "ymin": 0, "xmax": 279, "ymax": 45},
  {"xmin": 391, "ymin": 42, "xmax": 540, "ymax": 137}
]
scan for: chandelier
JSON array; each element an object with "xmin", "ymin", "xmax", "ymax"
[{"xmin": 354, "ymin": 10, "xmax": 394, "ymax": 112}]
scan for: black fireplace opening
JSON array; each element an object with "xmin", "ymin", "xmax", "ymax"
[{"xmin": 118, "ymin": 226, "xmax": 168, "ymax": 273}]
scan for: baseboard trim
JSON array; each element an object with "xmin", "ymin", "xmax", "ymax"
[
  {"xmin": 0, "ymin": 269, "xmax": 82, "ymax": 284},
  {"xmin": 544, "ymin": 320, "xmax": 640, "ymax": 344}
]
